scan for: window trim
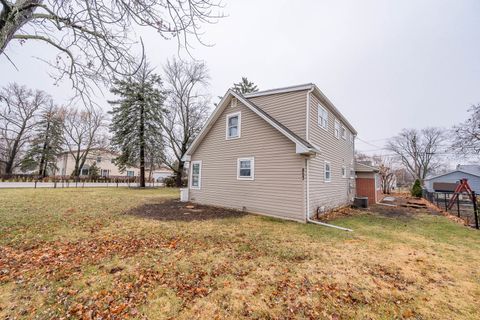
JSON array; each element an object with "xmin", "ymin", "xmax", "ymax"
[
  {"xmin": 226, "ymin": 111, "xmax": 241, "ymax": 140},
  {"xmin": 317, "ymin": 104, "xmax": 328, "ymax": 131},
  {"xmin": 190, "ymin": 160, "xmax": 202, "ymax": 189},
  {"xmin": 334, "ymin": 119, "xmax": 340, "ymax": 139},
  {"xmin": 341, "ymin": 125, "xmax": 347, "ymax": 140},
  {"xmin": 324, "ymin": 161, "xmax": 331, "ymax": 182},
  {"xmin": 237, "ymin": 157, "xmax": 255, "ymax": 180}
]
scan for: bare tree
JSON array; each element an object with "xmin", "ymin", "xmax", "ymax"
[
  {"xmin": 162, "ymin": 57, "xmax": 210, "ymax": 187},
  {"xmin": 0, "ymin": 82, "xmax": 49, "ymax": 174},
  {"xmin": 387, "ymin": 128, "xmax": 446, "ymax": 183},
  {"xmin": 452, "ymin": 104, "xmax": 480, "ymax": 157},
  {"xmin": 59, "ymin": 106, "xmax": 106, "ymax": 178},
  {"xmin": 1, "ymin": 0, "xmax": 223, "ymax": 104}
]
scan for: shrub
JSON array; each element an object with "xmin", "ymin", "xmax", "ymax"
[
  {"xmin": 411, "ymin": 179, "xmax": 422, "ymax": 198},
  {"xmin": 163, "ymin": 175, "xmax": 187, "ymax": 188}
]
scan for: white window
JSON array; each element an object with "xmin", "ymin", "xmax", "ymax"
[
  {"xmin": 341, "ymin": 125, "xmax": 347, "ymax": 140},
  {"xmin": 342, "ymin": 165, "xmax": 346, "ymax": 178},
  {"xmin": 350, "ymin": 167, "xmax": 355, "ymax": 179},
  {"xmin": 237, "ymin": 157, "xmax": 254, "ymax": 180},
  {"xmin": 324, "ymin": 161, "xmax": 331, "ymax": 182},
  {"xmin": 127, "ymin": 170, "xmax": 134, "ymax": 177},
  {"xmin": 190, "ymin": 161, "xmax": 202, "ymax": 189},
  {"xmin": 226, "ymin": 112, "xmax": 241, "ymax": 139},
  {"xmin": 334, "ymin": 120, "xmax": 340, "ymax": 139},
  {"xmin": 350, "ymin": 133, "xmax": 355, "ymax": 144},
  {"xmin": 318, "ymin": 105, "xmax": 328, "ymax": 130},
  {"xmin": 101, "ymin": 169, "xmax": 109, "ymax": 177}
]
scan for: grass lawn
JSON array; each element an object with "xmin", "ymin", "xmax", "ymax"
[{"xmin": 1, "ymin": 188, "xmax": 479, "ymax": 319}]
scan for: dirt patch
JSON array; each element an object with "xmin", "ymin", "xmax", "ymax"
[
  {"xmin": 375, "ymin": 196, "xmax": 442, "ymax": 218},
  {"xmin": 126, "ymin": 200, "xmax": 247, "ymax": 221}
]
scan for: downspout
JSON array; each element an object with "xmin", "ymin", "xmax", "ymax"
[
  {"xmin": 307, "ymin": 216, "xmax": 353, "ymax": 232},
  {"xmin": 305, "ymin": 87, "xmax": 314, "ymax": 222},
  {"xmin": 304, "ymin": 86, "xmax": 352, "ymax": 232}
]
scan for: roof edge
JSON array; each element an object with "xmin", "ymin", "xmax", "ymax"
[
  {"xmin": 425, "ymin": 170, "xmax": 480, "ymax": 181},
  {"xmin": 243, "ymin": 83, "xmax": 314, "ymax": 98}
]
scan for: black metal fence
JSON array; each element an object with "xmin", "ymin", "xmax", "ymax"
[{"xmin": 423, "ymin": 190, "xmax": 479, "ymax": 229}]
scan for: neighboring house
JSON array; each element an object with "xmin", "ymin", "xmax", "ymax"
[
  {"xmin": 355, "ymin": 163, "xmax": 382, "ymax": 205},
  {"xmin": 182, "ymin": 83, "xmax": 357, "ymax": 222},
  {"xmin": 424, "ymin": 164, "xmax": 480, "ymax": 193},
  {"xmin": 147, "ymin": 166, "xmax": 174, "ymax": 182},
  {"xmin": 55, "ymin": 149, "xmax": 140, "ymax": 177}
]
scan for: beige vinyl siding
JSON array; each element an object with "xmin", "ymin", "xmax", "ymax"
[
  {"xmin": 55, "ymin": 150, "xmax": 140, "ymax": 177},
  {"xmin": 248, "ymin": 90, "xmax": 308, "ymax": 140},
  {"xmin": 189, "ymin": 100, "xmax": 306, "ymax": 222},
  {"xmin": 308, "ymin": 93, "xmax": 355, "ymax": 215}
]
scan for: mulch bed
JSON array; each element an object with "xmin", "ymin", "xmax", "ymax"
[{"xmin": 126, "ymin": 199, "xmax": 247, "ymax": 221}]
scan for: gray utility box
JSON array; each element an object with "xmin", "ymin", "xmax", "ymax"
[{"xmin": 353, "ymin": 196, "xmax": 368, "ymax": 208}]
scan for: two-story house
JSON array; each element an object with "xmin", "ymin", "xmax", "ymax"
[
  {"xmin": 56, "ymin": 149, "xmax": 140, "ymax": 177},
  {"xmin": 183, "ymin": 84, "xmax": 356, "ymax": 222}
]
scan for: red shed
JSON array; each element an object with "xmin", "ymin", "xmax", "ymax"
[{"xmin": 355, "ymin": 163, "xmax": 382, "ymax": 205}]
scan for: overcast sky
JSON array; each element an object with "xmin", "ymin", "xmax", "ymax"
[{"xmin": 1, "ymin": 0, "xmax": 479, "ymax": 160}]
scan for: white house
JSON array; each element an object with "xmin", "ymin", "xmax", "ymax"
[{"xmin": 424, "ymin": 165, "xmax": 480, "ymax": 193}]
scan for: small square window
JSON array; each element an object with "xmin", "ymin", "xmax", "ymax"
[
  {"xmin": 127, "ymin": 170, "xmax": 134, "ymax": 177},
  {"xmin": 318, "ymin": 105, "xmax": 328, "ymax": 130},
  {"xmin": 237, "ymin": 157, "xmax": 254, "ymax": 180},
  {"xmin": 226, "ymin": 112, "xmax": 241, "ymax": 139},
  {"xmin": 324, "ymin": 161, "xmax": 331, "ymax": 182}
]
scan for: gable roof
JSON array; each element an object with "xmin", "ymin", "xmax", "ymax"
[
  {"xmin": 245, "ymin": 83, "xmax": 357, "ymax": 135},
  {"xmin": 183, "ymin": 89, "xmax": 320, "ymax": 160},
  {"xmin": 355, "ymin": 162, "xmax": 379, "ymax": 173},
  {"xmin": 425, "ymin": 169, "xmax": 480, "ymax": 181}
]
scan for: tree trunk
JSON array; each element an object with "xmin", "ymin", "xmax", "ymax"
[
  {"xmin": 175, "ymin": 161, "xmax": 184, "ymax": 187},
  {"xmin": 5, "ymin": 132, "xmax": 23, "ymax": 174},
  {"xmin": 0, "ymin": 0, "xmax": 43, "ymax": 53},
  {"xmin": 139, "ymin": 102, "xmax": 146, "ymax": 188}
]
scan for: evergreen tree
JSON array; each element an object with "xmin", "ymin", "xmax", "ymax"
[
  {"xmin": 411, "ymin": 179, "xmax": 423, "ymax": 198},
  {"xmin": 233, "ymin": 77, "xmax": 259, "ymax": 94},
  {"xmin": 88, "ymin": 163, "xmax": 100, "ymax": 180},
  {"xmin": 108, "ymin": 63, "xmax": 166, "ymax": 188},
  {"xmin": 21, "ymin": 102, "xmax": 64, "ymax": 177}
]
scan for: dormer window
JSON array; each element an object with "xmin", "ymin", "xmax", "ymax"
[{"xmin": 226, "ymin": 112, "xmax": 241, "ymax": 139}]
